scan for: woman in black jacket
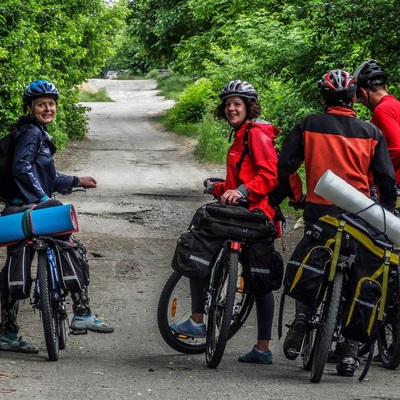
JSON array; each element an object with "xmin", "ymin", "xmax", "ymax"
[{"xmin": 0, "ymin": 80, "xmax": 113, "ymax": 354}]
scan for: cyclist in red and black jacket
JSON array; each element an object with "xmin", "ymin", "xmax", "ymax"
[{"xmin": 278, "ymin": 69, "xmax": 396, "ymax": 377}]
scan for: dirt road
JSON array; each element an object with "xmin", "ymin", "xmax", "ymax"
[{"xmin": 1, "ymin": 79, "xmax": 399, "ymax": 400}]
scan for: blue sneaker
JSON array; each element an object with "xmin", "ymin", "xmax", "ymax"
[
  {"xmin": 170, "ymin": 318, "xmax": 206, "ymax": 338},
  {"xmin": 0, "ymin": 334, "xmax": 39, "ymax": 354},
  {"xmin": 238, "ymin": 346, "xmax": 273, "ymax": 364},
  {"xmin": 70, "ymin": 314, "xmax": 114, "ymax": 333}
]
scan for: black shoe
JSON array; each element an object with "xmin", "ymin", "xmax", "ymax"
[
  {"xmin": 336, "ymin": 357, "xmax": 359, "ymax": 377},
  {"xmin": 283, "ymin": 313, "xmax": 308, "ymax": 360}
]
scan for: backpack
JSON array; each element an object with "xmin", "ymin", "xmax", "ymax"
[{"xmin": 0, "ymin": 129, "xmax": 20, "ymax": 203}]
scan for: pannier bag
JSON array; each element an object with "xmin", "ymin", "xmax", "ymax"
[
  {"xmin": 50, "ymin": 237, "xmax": 89, "ymax": 293},
  {"xmin": 283, "ymin": 227, "xmax": 334, "ymax": 307},
  {"xmin": 171, "ymin": 202, "xmax": 278, "ymax": 281},
  {"xmin": 243, "ymin": 239, "xmax": 284, "ymax": 296},
  {"xmin": 1, "ymin": 240, "xmax": 32, "ymax": 299},
  {"xmin": 171, "ymin": 228, "xmax": 222, "ymax": 281},
  {"xmin": 316, "ymin": 213, "xmax": 398, "ymax": 343}
]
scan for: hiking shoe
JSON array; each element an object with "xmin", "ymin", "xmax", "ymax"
[
  {"xmin": 336, "ymin": 357, "xmax": 359, "ymax": 377},
  {"xmin": 283, "ymin": 313, "xmax": 308, "ymax": 360},
  {"xmin": 0, "ymin": 334, "xmax": 39, "ymax": 354},
  {"xmin": 70, "ymin": 314, "xmax": 114, "ymax": 333},
  {"xmin": 170, "ymin": 318, "xmax": 206, "ymax": 338},
  {"xmin": 238, "ymin": 346, "xmax": 273, "ymax": 364}
]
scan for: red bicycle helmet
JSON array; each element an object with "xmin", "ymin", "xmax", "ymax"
[
  {"xmin": 353, "ymin": 60, "xmax": 387, "ymax": 87},
  {"xmin": 318, "ymin": 70, "xmax": 356, "ymax": 102},
  {"xmin": 219, "ymin": 80, "xmax": 258, "ymax": 101}
]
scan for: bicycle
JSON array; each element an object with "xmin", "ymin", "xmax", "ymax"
[
  {"xmin": 31, "ymin": 235, "xmax": 70, "ymax": 361},
  {"xmin": 1, "ymin": 197, "xmax": 86, "ymax": 361},
  {"xmin": 297, "ymin": 213, "xmax": 399, "ymax": 382}
]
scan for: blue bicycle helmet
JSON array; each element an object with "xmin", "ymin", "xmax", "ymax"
[
  {"xmin": 219, "ymin": 80, "xmax": 258, "ymax": 101},
  {"xmin": 23, "ymin": 79, "xmax": 59, "ymax": 104}
]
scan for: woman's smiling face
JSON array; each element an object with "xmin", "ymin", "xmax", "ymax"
[
  {"xmin": 28, "ymin": 97, "xmax": 57, "ymax": 125},
  {"xmin": 224, "ymin": 96, "xmax": 247, "ymax": 128}
]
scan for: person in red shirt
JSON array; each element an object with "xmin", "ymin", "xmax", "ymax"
[
  {"xmin": 170, "ymin": 80, "xmax": 281, "ymax": 364},
  {"xmin": 353, "ymin": 60, "xmax": 400, "ymax": 206}
]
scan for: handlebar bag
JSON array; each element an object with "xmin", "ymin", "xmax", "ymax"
[
  {"xmin": 191, "ymin": 202, "xmax": 277, "ymax": 243},
  {"xmin": 0, "ymin": 240, "xmax": 32, "ymax": 299}
]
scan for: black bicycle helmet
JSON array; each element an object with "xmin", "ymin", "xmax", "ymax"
[
  {"xmin": 219, "ymin": 80, "xmax": 258, "ymax": 101},
  {"xmin": 353, "ymin": 60, "xmax": 387, "ymax": 87},
  {"xmin": 23, "ymin": 79, "xmax": 59, "ymax": 104},
  {"xmin": 318, "ymin": 70, "xmax": 356, "ymax": 103}
]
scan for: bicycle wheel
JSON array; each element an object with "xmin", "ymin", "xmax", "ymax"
[
  {"xmin": 378, "ymin": 296, "xmax": 400, "ymax": 369},
  {"xmin": 157, "ymin": 271, "xmax": 206, "ymax": 354},
  {"xmin": 310, "ymin": 270, "xmax": 344, "ymax": 383},
  {"xmin": 206, "ymin": 250, "xmax": 238, "ymax": 368},
  {"xmin": 38, "ymin": 249, "xmax": 59, "ymax": 361},
  {"xmin": 303, "ymin": 327, "xmax": 316, "ymax": 371}
]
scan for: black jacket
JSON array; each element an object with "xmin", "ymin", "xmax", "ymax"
[{"xmin": 11, "ymin": 116, "xmax": 79, "ymax": 204}]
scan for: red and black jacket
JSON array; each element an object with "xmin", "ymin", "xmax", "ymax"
[
  {"xmin": 212, "ymin": 120, "xmax": 280, "ymax": 221},
  {"xmin": 278, "ymin": 106, "xmax": 396, "ymax": 224}
]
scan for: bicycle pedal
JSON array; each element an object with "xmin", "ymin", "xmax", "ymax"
[{"xmin": 70, "ymin": 328, "xmax": 88, "ymax": 335}]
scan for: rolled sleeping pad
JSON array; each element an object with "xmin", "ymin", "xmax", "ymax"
[
  {"xmin": 0, "ymin": 212, "xmax": 26, "ymax": 246},
  {"xmin": 25, "ymin": 204, "xmax": 79, "ymax": 237},
  {"xmin": 314, "ymin": 169, "xmax": 400, "ymax": 246}
]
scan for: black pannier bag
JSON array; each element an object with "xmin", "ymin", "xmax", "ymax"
[
  {"xmin": 318, "ymin": 213, "xmax": 399, "ymax": 343},
  {"xmin": 171, "ymin": 229, "xmax": 223, "ymax": 281},
  {"xmin": 50, "ymin": 238, "xmax": 89, "ymax": 293},
  {"xmin": 243, "ymin": 238, "xmax": 284, "ymax": 296},
  {"xmin": 171, "ymin": 202, "xmax": 278, "ymax": 282},
  {"xmin": 283, "ymin": 226, "xmax": 334, "ymax": 307},
  {"xmin": 1, "ymin": 240, "xmax": 32, "ymax": 299}
]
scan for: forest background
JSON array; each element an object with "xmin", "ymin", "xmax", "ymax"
[{"xmin": 1, "ymin": 0, "xmax": 399, "ymax": 164}]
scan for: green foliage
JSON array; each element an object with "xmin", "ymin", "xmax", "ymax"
[
  {"xmin": 0, "ymin": 0, "xmax": 127, "ymax": 146},
  {"xmin": 78, "ymin": 88, "xmax": 114, "ymax": 102},
  {"xmin": 164, "ymin": 78, "xmax": 215, "ymax": 125},
  {"xmin": 196, "ymin": 116, "xmax": 231, "ymax": 163}
]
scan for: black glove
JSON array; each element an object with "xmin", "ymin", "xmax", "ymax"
[{"xmin": 288, "ymin": 194, "xmax": 306, "ymax": 211}]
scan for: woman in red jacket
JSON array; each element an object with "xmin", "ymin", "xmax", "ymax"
[{"xmin": 171, "ymin": 80, "xmax": 281, "ymax": 364}]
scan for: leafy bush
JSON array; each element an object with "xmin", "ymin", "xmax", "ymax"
[
  {"xmin": 196, "ymin": 116, "xmax": 230, "ymax": 163},
  {"xmin": 165, "ymin": 78, "xmax": 215, "ymax": 125}
]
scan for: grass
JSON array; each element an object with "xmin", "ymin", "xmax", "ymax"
[{"xmin": 77, "ymin": 83, "xmax": 113, "ymax": 102}]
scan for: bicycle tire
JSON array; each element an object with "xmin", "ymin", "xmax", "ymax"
[
  {"xmin": 358, "ymin": 341, "xmax": 372, "ymax": 357},
  {"xmin": 38, "ymin": 249, "xmax": 59, "ymax": 361},
  {"xmin": 206, "ymin": 250, "xmax": 238, "ymax": 368},
  {"xmin": 157, "ymin": 271, "xmax": 206, "ymax": 354},
  {"xmin": 310, "ymin": 270, "xmax": 344, "ymax": 383},
  {"xmin": 378, "ymin": 296, "xmax": 400, "ymax": 369},
  {"xmin": 303, "ymin": 327, "xmax": 316, "ymax": 371}
]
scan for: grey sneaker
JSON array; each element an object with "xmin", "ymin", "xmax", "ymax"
[
  {"xmin": 70, "ymin": 314, "xmax": 114, "ymax": 333},
  {"xmin": 0, "ymin": 335, "xmax": 39, "ymax": 354}
]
